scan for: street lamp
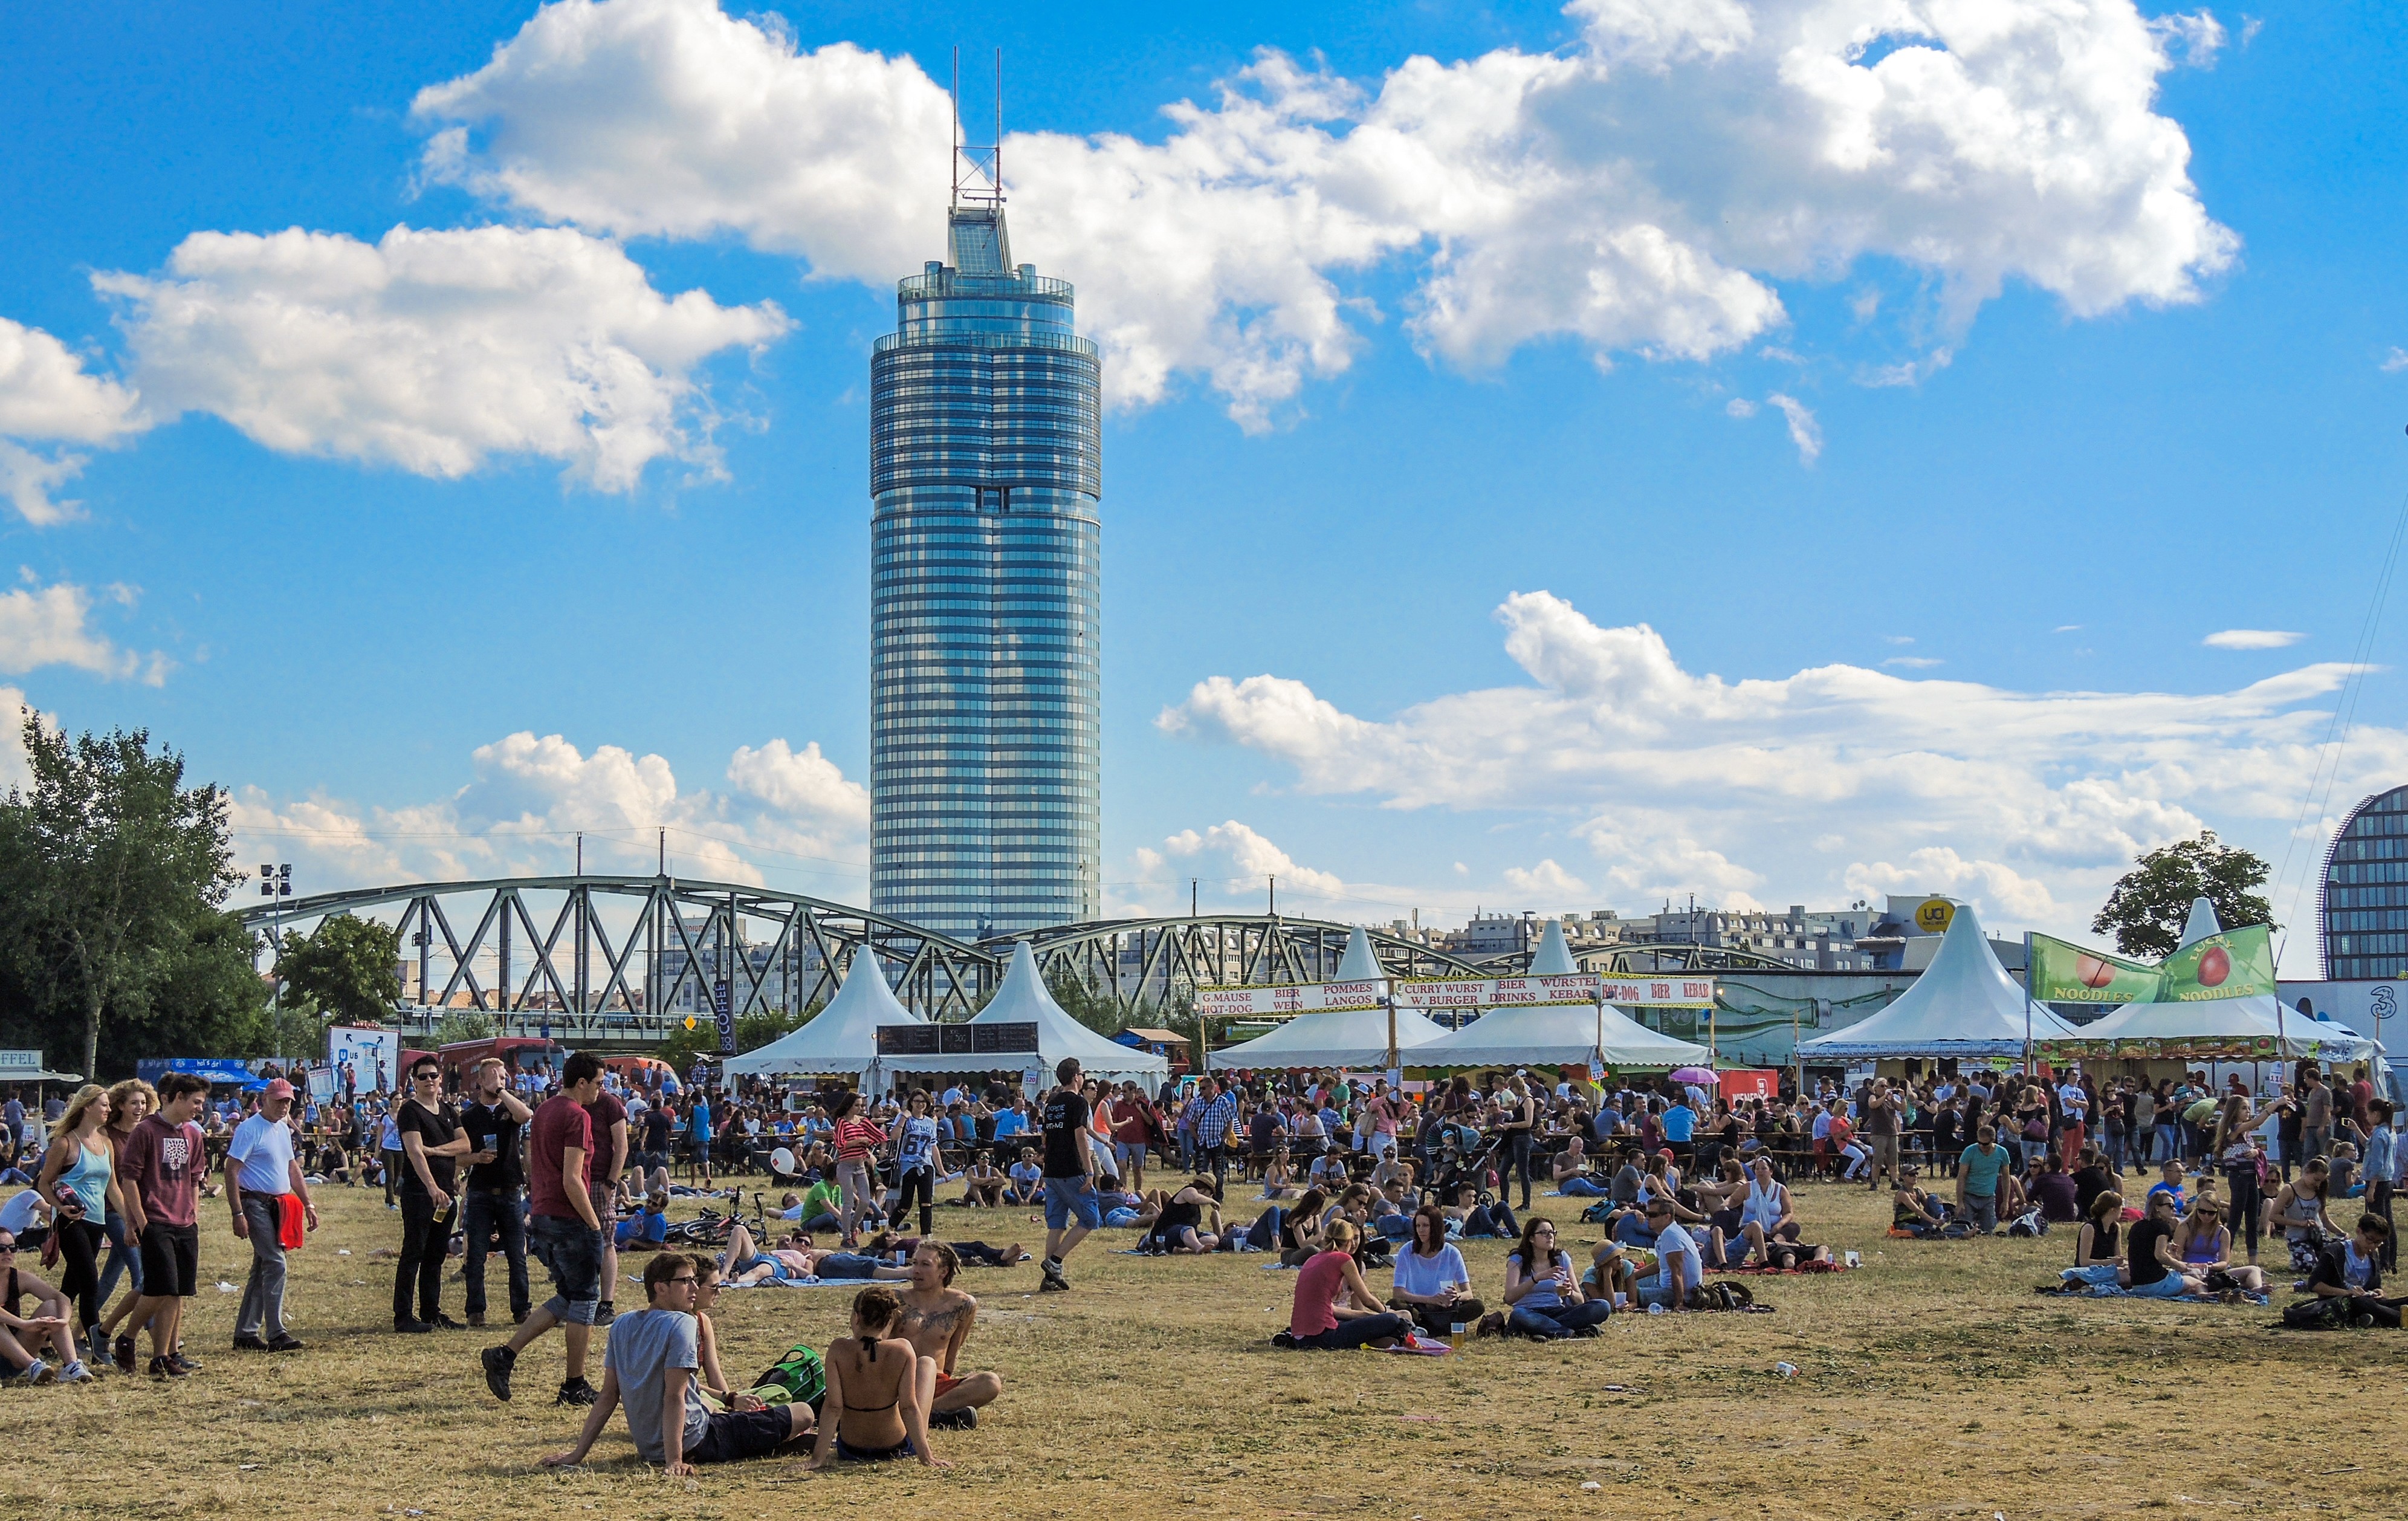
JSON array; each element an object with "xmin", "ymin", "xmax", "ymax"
[{"xmin": 262, "ymin": 864, "xmax": 293, "ymax": 1059}]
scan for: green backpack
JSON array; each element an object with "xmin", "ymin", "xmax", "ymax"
[{"xmin": 743, "ymin": 1343, "xmax": 827, "ymax": 1410}]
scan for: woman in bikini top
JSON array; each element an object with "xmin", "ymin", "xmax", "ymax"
[{"xmin": 806, "ymin": 1286, "xmax": 945, "ymax": 1470}]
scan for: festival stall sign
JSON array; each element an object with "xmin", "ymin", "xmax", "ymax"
[
  {"xmin": 1194, "ymin": 979, "xmax": 1387, "ymax": 1018},
  {"xmin": 1397, "ymin": 973, "xmax": 1717, "ymax": 1010},
  {"xmin": 2029, "ymin": 925, "xmax": 2276, "ymax": 1006}
]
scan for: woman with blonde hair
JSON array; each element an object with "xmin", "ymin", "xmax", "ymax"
[
  {"xmin": 94, "ymin": 1081, "xmax": 157, "ymax": 1312},
  {"xmin": 33, "ymin": 1085, "xmax": 123, "ymax": 1373}
]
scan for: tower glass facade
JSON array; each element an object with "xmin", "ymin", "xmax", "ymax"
[
  {"xmin": 2321, "ymin": 784, "xmax": 2408, "ymax": 978},
  {"xmin": 870, "ymin": 204, "xmax": 1101, "ymax": 941}
]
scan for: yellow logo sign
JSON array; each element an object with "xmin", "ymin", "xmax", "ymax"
[{"xmin": 1914, "ymin": 898, "xmax": 1955, "ymax": 934}]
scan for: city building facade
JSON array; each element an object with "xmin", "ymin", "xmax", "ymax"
[
  {"xmin": 869, "ymin": 196, "xmax": 1102, "ymax": 941},
  {"xmin": 2321, "ymin": 783, "xmax": 2408, "ymax": 979}
]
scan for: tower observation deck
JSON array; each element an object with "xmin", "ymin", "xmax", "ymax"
[{"xmin": 869, "ymin": 190, "xmax": 1102, "ymax": 941}]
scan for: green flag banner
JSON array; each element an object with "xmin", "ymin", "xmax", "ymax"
[
  {"xmin": 2159, "ymin": 924, "xmax": 2276, "ymax": 1002},
  {"xmin": 2028, "ymin": 934, "xmax": 2161, "ymax": 1004}
]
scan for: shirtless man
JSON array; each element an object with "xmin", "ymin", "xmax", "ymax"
[{"xmin": 895, "ymin": 1240, "xmax": 1002, "ymax": 1430}]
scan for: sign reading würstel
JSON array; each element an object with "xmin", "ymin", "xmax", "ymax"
[{"xmin": 1199, "ymin": 973, "xmax": 1717, "ymax": 1016}]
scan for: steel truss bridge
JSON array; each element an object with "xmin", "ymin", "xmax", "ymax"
[{"xmin": 241, "ymin": 876, "xmax": 1816, "ymax": 1049}]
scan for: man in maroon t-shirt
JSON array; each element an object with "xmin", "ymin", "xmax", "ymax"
[
  {"xmin": 584, "ymin": 1081, "xmax": 629, "ymax": 1326},
  {"xmin": 118, "ymin": 1072, "xmax": 211, "ymax": 1378},
  {"xmin": 482, "ymin": 1052, "xmax": 604, "ymax": 1406}
]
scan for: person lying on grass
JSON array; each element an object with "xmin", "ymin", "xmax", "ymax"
[
  {"xmin": 722, "ymin": 1222, "xmax": 911, "ymax": 1286},
  {"xmin": 542, "ymin": 1252, "xmax": 814, "ymax": 1475},
  {"xmin": 806, "ymin": 1286, "xmax": 947, "ymax": 1468}
]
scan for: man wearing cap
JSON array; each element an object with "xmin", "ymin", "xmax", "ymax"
[{"xmin": 227, "ymin": 1078, "xmax": 317, "ymax": 1352}]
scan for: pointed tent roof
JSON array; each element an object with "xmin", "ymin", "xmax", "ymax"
[
  {"xmin": 1335, "ymin": 924, "xmax": 1383, "ymax": 981},
  {"xmin": 879, "ymin": 941, "xmax": 1168, "ymax": 1085},
  {"xmin": 1528, "ymin": 919, "xmax": 1578, "ymax": 976},
  {"xmin": 722, "ymin": 953, "xmax": 921, "ymax": 1077},
  {"xmin": 1799, "ymin": 902, "xmax": 2078, "ymax": 1058},
  {"xmin": 1411, "ymin": 997, "xmax": 1711, "ymax": 1072}
]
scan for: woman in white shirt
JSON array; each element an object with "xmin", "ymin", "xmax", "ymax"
[{"xmin": 1388, "ymin": 1204, "xmax": 1482, "ymax": 1340}]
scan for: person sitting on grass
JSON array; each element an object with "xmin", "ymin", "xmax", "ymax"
[
  {"xmin": 1388, "ymin": 1204, "xmax": 1483, "ymax": 1341},
  {"xmin": 540, "ymin": 1253, "xmax": 814, "ymax": 1474},
  {"xmin": 895, "ymin": 1240, "xmax": 1002, "ymax": 1431},
  {"xmin": 2305, "ymin": 1215, "xmax": 2402, "ymax": 1326},
  {"xmin": 1148, "ymin": 1175, "xmax": 1223, "ymax": 1254},
  {"xmin": 1003, "ymin": 1146, "xmax": 1043, "ymax": 1206},
  {"xmin": 722, "ymin": 1222, "xmax": 909, "ymax": 1286},
  {"xmin": 805, "ymin": 1286, "xmax": 947, "ymax": 1468},
  {"xmin": 1280, "ymin": 1219, "xmax": 1413, "ymax": 1351},
  {"xmin": 961, "ymin": 1151, "xmax": 1005, "ymax": 1208},
  {"xmin": 1892, "ymin": 1167, "xmax": 1955, "ymax": 1238},
  {"xmin": 2053, "ymin": 1190, "xmax": 2125, "ymax": 1291},
  {"xmin": 2173, "ymin": 1199, "xmax": 2266, "ymax": 1296},
  {"xmin": 1502, "ymin": 1217, "xmax": 1613, "ymax": 1339}
]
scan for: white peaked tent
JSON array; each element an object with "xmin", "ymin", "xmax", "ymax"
[
  {"xmin": 1410, "ymin": 919, "xmax": 1712, "ymax": 1071},
  {"xmin": 1207, "ymin": 926, "xmax": 1450, "ymax": 1072},
  {"xmin": 1800, "ymin": 902, "xmax": 2079, "ymax": 1059},
  {"xmin": 879, "ymin": 941, "xmax": 1169, "ymax": 1088},
  {"xmin": 720, "ymin": 953, "xmax": 921, "ymax": 1078},
  {"xmin": 2073, "ymin": 900, "xmax": 2375, "ymax": 1062}
]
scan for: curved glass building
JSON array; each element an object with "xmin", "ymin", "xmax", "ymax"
[
  {"xmin": 869, "ymin": 202, "xmax": 1102, "ymax": 941},
  {"xmin": 2320, "ymin": 783, "xmax": 2408, "ymax": 978}
]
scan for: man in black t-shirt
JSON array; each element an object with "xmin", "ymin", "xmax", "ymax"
[
  {"xmin": 395, "ymin": 1057, "xmax": 473, "ymax": 1332},
  {"xmin": 459, "ymin": 1057, "xmax": 534, "ymax": 1328},
  {"xmin": 1037, "ymin": 1059, "xmax": 1099, "ymax": 1292}
]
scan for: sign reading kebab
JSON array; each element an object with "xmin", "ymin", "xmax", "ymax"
[
  {"xmin": 2028, "ymin": 924, "xmax": 2277, "ymax": 1005},
  {"xmin": 1197, "ymin": 973, "xmax": 1716, "ymax": 1016}
]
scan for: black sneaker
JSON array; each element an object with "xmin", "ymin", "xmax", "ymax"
[
  {"xmin": 928, "ymin": 1407, "xmax": 978, "ymax": 1430},
  {"xmin": 555, "ymin": 1377, "xmax": 598, "ymax": 1407},
  {"xmin": 393, "ymin": 1318, "xmax": 434, "ymax": 1334},
  {"xmin": 231, "ymin": 1334, "xmax": 271, "ymax": 1352},
  {"xmin": 481, "ymin": 1344, "xmax": 516, "ymax": 1402}
]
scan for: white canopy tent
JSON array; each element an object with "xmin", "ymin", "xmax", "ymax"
[
  {"xmin": 2070, "ymin": 899, "xmax": 2375, "ymax": 1063},
  {"xmin": 878, "ymin": 941, "xmax": 1169, "ymax": 1089},
  {"xmin": 720, "ymin": 954, "xmax": 921, "ymax": 1078},
  {"xmin": 1206, "ymin": 926, "xmax": 1448, "ymax": 1072},
  {"xmin": 1799, "ymin": 902, "xmax": 2079, "ymax": 1060}
]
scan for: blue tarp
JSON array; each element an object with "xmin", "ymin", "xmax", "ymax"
[{"xmin": 135, "ymin": 1057, "xmax": 263, "ymax": 1086}]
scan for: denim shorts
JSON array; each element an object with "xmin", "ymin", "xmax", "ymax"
[
  {"xmin": 528, "ymin": 1213, "xmax": 602, "ymax": 1323},
  {"xmin": 1044, "ymin": 1175, "xmax": 1102, "ymax": 1231}
]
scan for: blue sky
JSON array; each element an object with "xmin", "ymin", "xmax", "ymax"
[{"xmin": 4, "ymin": 0, "xmax": 2406, "ymax": 969}]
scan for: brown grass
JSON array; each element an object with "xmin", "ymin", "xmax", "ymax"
[{"xmin": 1, "ymin": 1177, "xmax": 2392, "ymax": 1519}]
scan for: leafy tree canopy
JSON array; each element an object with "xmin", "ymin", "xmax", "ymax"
[{"xmin": 2090, "ymin": 830, "xmax": 2274, "ymax": 959}]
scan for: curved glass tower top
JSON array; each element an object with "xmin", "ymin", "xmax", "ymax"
[{"xmin": 870, "ymin": 203, "xmax": 1102, "ymax": 941}]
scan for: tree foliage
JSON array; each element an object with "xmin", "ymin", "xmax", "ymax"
[
  {"xmin": 0, "ymin": 713, "xmax": 255, "ymax": 1079},
  {"xmin": 2090, "ymin": 829, "xmax": 2274, "ymax": 959},
  {"xmin": 275, "ymin": 914, "xmax": 401, "ymax": 1026}
]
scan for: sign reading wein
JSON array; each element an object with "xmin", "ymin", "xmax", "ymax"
[{"xmin": 1199, "ymin": 973, "xmax": 1716, "ymax": 1016}]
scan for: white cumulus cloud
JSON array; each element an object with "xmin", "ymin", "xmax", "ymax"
[
  {"xmin": 2203, "ymin": 628, "xmax": 2303, "ymax": 650},
  {"xmin": 0, "ymin": 577, "xmax": 172, "ymax": 686},
  {"xmin": 411, "ymin": 0, "xmax": 2235, "ymax": 426},
  {"xmin": 0, "ymin": 317, "xmax": 149, "ymax": 524},
  {"xmin": 1159, "ymin": 588, "xmax": 2402, "ymax": 939},
  {"xmin": 95, "ymin": 224, "xmax": 790, "ymax": 492}
]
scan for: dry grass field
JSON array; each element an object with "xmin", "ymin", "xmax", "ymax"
[{"xmin": 2, "ymin": 1177, "xmax": 2396, "ymax": 1520}]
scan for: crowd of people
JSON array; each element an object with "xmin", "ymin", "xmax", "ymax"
[{"xmin": 1, "ymin": 1048, "xmax": 2400, "ymax": 1466}]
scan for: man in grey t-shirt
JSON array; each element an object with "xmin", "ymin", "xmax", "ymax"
[{"xmin": 542, "ymin": 1254, "xmax": 811, "ymax": 1474}]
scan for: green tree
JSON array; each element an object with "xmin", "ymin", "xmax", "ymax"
[
  {"xmin": 0, "ymin": 715, "xmax": 245, "ymax": 1079},
  {"xmin": 275, "ymin": 913, "xmax": 402, "ymax": 1025},
  {"xmin": 2090, "ymin": 829, "xmax": 2274, "ymax": 959}
]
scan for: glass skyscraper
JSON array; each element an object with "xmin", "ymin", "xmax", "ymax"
[
  {"xmin": 2320, "ymin": 783, "xmax": 2408, "ymax": 978},
  {"xmin": 869, "ymin": 199, "xmax": 1101, "ymax": 941}
]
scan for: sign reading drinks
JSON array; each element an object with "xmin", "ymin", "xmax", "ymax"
[
  {"xmin": 1199, "ymin": 973, "xmax": 1717, "ymax": 1016},
  {"xmin": 2030, "ymin": 924, "xmax": 2276, "ymax": 1005}
]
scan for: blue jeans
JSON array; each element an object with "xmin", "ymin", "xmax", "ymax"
[
  {"xmin": 461, "ymin": 1190, "xmax": 529, "ymax": 1322},
  {"xmin": 1508, "ymin": 1300, "xmax": 1613, "ymax": 1338}
]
